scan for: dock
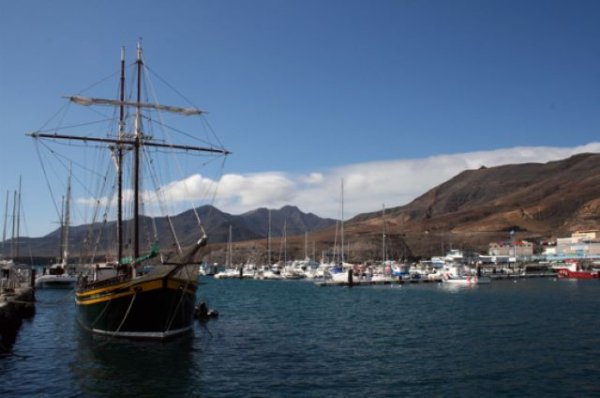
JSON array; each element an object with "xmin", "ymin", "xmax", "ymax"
[
  {"xmin": 0, "ymin": 267, "xmax": 36, "ymax": 354},
  {"xmin": 316, "ymin": 272, "xmax": 556, "ymax": 287},
  {"xmin": 316, "ymin": 278, "xmax": 440, "ymax": 287}
]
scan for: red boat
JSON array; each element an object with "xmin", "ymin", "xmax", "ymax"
[{"xmin": 555, "ymin": 261, "xmax": 600, "ymax": 279}]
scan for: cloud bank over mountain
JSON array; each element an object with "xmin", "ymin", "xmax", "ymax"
[
  {"xmin": 209, "ymin": 143, "xmax": 600, "ymax": 219},
  {"xmin": 78, "ymin": 143, "xmax": 600, "ymax": 220}
]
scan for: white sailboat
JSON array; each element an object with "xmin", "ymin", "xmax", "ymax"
[
  {"xmin": 259, "ymin": 209, "xmax": 283, "ymax": 280},
  {"xmin": 36, "ymin": 170, "xmax": 77, "ymax": 288},
  {"xmin": 325, "ymin": 179, "xmax": 355, "ymax": 283},
  {"xmin": 214, "ymin": 225, "xmax": 240, "ymax": 279}
]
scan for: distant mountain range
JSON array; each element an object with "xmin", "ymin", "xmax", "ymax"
[
  {"xmin": 6, "ymin": 152, "xmax": 600, "ymax": 263},
  {"xmin": 3, "ymin": 205, "xmax": 336, "ymax": 261}
]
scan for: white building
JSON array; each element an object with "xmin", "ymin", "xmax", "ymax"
[
  {"xmin": 551, "ymin": 230, "xmax": 600, "ymax": 258},
  {"xmin": 489, "ymin": 240, "xmax": 534, "ymax": 257}
]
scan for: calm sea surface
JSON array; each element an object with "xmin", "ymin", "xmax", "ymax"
[{"xmin": 1, "ymin": 277, "xmax": 599, "ymax": 397}]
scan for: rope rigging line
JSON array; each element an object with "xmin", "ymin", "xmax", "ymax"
[
  {"xmin": 140, "ymin": 75, "xmax": 229, "ymax": 241},
  {"xmin": 142, "ymin": 147, "xmax": 183, "ymax": 256},
  {"xmin": 76, "ymin": 68, "xmax": 121, "ymax": 97},
  {"xmin": 200, "ymin": 116, "xmax": 227, "ymax": 153},
  {"xmin": 33, "ymin": 101, "xmax": 71, "ymax": 135},
  {"xmin": 145, "ymin": 65, "xmax": 200, "ymax": 111},
  {"xmin": 33, "ymin": 140, "xmax": 62, "ymax": 218},
  {"xmin": 36, "ymin": 140, "xmax": 107, "ymax": 187},
  {"xmin": 111, "ymin": 291, "xmax": 137, "ymax": 338},
  {"xmin": 33, "ymin": 118, "xmax": 116, "ymax": 134},
  {"xmin": 165, "ymin": 264, "xmax": 196, "ymax": 333},
  {"xmin": 140, "ymin": 115, "xmax": 224, "ymax": 148}
]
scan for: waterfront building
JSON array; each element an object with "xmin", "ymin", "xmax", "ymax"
[
  {"xmin": 488, "ymin": 240, "xmax": 534, "ymax": 257},
  {"xmin": 549, "ymin": 230, "xmax": 600, "ymax": 259}
]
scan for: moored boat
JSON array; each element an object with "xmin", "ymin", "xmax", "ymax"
[
  {"xmin": 35, "ymin": 265, "xmax": 77, "ymax": 289},
  {"xmin": 29, "ymin": 43, "xmax": 230, "ymax": 340},
  {"xmin": 555, "ymin": 260, "xmax": 600, "ymax": 279},
  {"xmin": 442, "ymin": 264, "xmax": 491, "ymax": 285},
  {"xmin": 36, "ymin": 170, "xmax": 77, "ymax": 289}
]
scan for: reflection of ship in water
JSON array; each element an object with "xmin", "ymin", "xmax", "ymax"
[{"xmin": 73, "ymin": 332, "xmax": 199, "ymax": 396}]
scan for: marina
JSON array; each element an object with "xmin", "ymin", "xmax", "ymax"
[
  {"xmin": 1, "ymin": 277, "xmax": 599, "ymax": 396},
  {"xmin": 2, "ymin": 2, "xmax": 600, "ymax": 397}
]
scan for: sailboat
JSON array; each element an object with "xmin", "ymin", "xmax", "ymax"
[
  {"xmin": 35, "ymin": 169, "xmax": 78, "ymax": 288},
  {"xmin": 0, "ymin": 178, "xmax": 33, "ymax": 289},
  {"xmin": 29, "ymin": 43, "xmax": 230, "ymax": 340},
  {"xmin": 326, "ymin": 179, "xmax": 353, "ymax": 284},
  {"xmin": 214, "ymin": 225, "xmax": 240, "ymax": 279},
  {"xmin": 258, "ymin": 209, "xmax": 283, "ymax": 280}
]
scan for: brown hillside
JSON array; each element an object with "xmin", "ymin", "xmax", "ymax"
[{"xmin": 231, "ymin": 153, "xmax": 600, "ymax": 262}]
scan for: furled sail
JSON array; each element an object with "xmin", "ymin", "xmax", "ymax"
[{"xmin": 67, "ymin": 95, "xmax": 205, "ymax": 116}]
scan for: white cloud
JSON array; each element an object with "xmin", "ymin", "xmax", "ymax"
[{"xmin": 77, "ymin": 143, "xmax": 600, "ymax": 220}]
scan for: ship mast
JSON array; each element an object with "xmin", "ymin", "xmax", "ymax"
[
  {"xmin": 117, "ymin": 47, "xmax": 125, "ymax": 264},
  {"xmin": 133, "ymin": 42, "xmax": 142, "ymax": 265},
  {"xmin": 28, "ymin": 44, "xmax": 231, "ymax": 269}
]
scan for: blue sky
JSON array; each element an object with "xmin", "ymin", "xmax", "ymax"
[{"xmin": 1, "ymin": 0, "xmax": 600, "ymax": 237}]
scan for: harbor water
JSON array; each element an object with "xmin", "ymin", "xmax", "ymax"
[{"xmin": 1, "ymin": 277, "xmax": 599, "ymax": 397}]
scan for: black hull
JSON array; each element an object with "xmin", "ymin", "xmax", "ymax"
[{"xmin": 76, "ymin": 276, "xmax": 197, "ymax": 340}]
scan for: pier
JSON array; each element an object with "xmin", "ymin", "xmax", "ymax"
[
  {"xmin": 316, "ymin": 272, "xmax": 556, "ymax": 287},
  {"xmin": 0, "ymin": 267, "xmax": 36, "ymax": 354},
  {"xmin": 316, "ymin": 278, "xmax": 440, "ymax": 287}
]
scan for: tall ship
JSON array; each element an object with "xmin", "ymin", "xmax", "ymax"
[{"xmin": 29, "ymin": 43, "xmax": 230, "ymax": 339}]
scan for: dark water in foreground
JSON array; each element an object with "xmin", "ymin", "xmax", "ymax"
[{"xmin": 1, "ymin": 278, "xmax": 599, "ymax": 397}]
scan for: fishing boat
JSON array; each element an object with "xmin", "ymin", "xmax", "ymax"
[
  {"xmin": 29, "ymin": 43, "xmax": 230, "ymax": 340},
  {"xmin": 555, "ymin": 260, "xmax": 600, "ymax": 279}
]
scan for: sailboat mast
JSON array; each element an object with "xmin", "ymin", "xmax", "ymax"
[
  {"xmin": 382, "ymin": 203, "xmax": 386, "ymax": 263},
  {"xmin": 304, "ymin": 231, "xmax": 308, "ymax": 259},
  {"xmin": 267, "ymin": 209, "xmax": 271, "ymax": 266},
  {"xmin": 11, "ymin": 190, "xmax": 16, "ymax": 259},
  {"xmin": 63, "ymin": 169, "xmax": 71, "ymax": 265},
  {"xmin": 284, "ymin": 218, "xmax": 287, "ymax": 265},
  {"xmin": 341, "ymin": 179, "xmax": 344, "ymax": 264},
  {"xmin": 15, "ymin": 176, "xmax": 22, "ymax": 260},
  {"xmin": 227, "ymin": 224, "xmax": 232, "ymax": 267},
  {"xmin": 133, "ymin": 42, "xmax": 142, "ymax": 262},
  {"xmin": 59, "ymin": 195, "xmax": 65, "ymax": 261},
  {"xmin": 2, "ymin": 190, "xmax": 8, "ymax": 254},
  {"xmin": 117, "ymin": 46, "xmax": 125, "ymax": 264}
]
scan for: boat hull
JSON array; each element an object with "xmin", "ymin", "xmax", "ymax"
[
  {"xmin": 76, "ymin": 270, "xmax": 197, "ymax": 340},
  {"xmin": 443, "ymin": 275, "xmax": 491, "ymax": 285},
  {"xmin": 557, "ymin": 269, "xmax": 599, "ymax": 279},
  {"xmin": 35, "ymin": 275, "xmax": 77, "ymax": 288}
]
